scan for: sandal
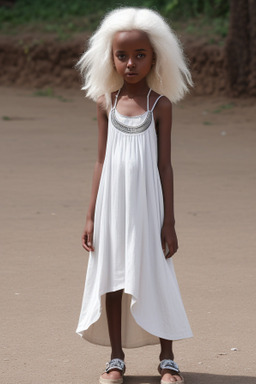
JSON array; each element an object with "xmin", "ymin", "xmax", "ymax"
[
  {"xmin": 99, "ymin": 358, "xmax": 126, "ymax": 384},
  {"xmin": 158, "ymin": 359, "xmax": 184, "ymax": 384}
]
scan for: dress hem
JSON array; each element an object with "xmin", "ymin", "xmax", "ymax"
[
  {"xmin": 76, "ymin": 288, "xmax": 193, "ymax": 348},
  {"xmin": 76, "ymin": 329, "xmax": 193, "ymax": 349}
]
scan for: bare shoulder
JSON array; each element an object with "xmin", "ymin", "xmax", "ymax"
[
  {"xmin": 97, "ymin": 95, "xmax": 107, "ymax": 111},
  {"xmin": 158, "ymin": 95, "xmax": 172, "ymax": 110},
  {"xmin": 97, "ymin": 91, "xmax": 120, "ymax": 116},
  {"xmin": 151, "ymin": 92, "xmax": 172, "ymax": 124},
  {"xmin": 154, "ymin": 92, "xmax": 171, "ymax": 108}
]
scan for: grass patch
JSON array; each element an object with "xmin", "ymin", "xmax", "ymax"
[
  {"xmin": 32, "ymin": 88, "xmax": 71, "ymax": 102},
  {"xmin": 33, "ymin": 87, "xmax": 55, "ymax": 97},
  {"xmin": 213, "ymin": 103, "xmax": 235, "ymax": 113},
  {"xmin": 2, "ymin": 115, "xmax": 12, "ymax": 121}
]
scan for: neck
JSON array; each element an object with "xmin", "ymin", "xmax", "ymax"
[{"xmin": 121, "ymin": 80, "xmax": 149, "ymax": 98}]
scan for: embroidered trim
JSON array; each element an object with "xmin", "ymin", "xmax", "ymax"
[
  {"xmin": 159, "ymin": 359, "xmax": 180, "ymax": 373},
  {"xmin": 111, "ymin": 109, "xmax": 152, "ymax": 134},
  {"xmin": 105, "ymin": 358, "xmax": 126, "ymax": 374}
]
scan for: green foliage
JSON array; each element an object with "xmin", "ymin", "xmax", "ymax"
[
  {"xmin": 0, "ymin": 0, "xmax": 229, "ymax": 39},
  {"xmin": 163, "ymin": 0, "xmax": 229, "ymax": 18},
  {"xmin": 164, "ymin": 0, "xmax": 229, "ymax": 39},
  {"xmin": 212, "ymin": 16, "xmax": 229, "ymax": 38}
]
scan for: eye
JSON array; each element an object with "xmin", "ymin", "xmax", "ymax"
[
  {"xmin": 137, "ymin": 53, "xmax": 145, "ymax": 59},
  {"xmin": 117, "ymin": 54, "xmax": 126, "ymax": 61}
]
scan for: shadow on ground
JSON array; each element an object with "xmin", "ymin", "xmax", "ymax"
[{"xmin": 124, "ymin": 373, "xmax": 256, "ymax": 384}]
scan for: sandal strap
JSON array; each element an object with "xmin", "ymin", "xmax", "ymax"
[
  {"xmin": 105, "ymin": 358, "xmax": 125, "ymax": 374},
  {"xmin": 159, "ymin": 359, "xmax": 180, "ymax": 373}
]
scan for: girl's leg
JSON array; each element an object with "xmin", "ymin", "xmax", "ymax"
[
  {"xmin": 159, "ymin": 339, "xmax": 182, "ymax": 382},
  {"xmin": 160, "ymin": 338, "xmax": 174, "ymax": 360},
  {"xmin": 101, "ymin": 289, "xmax": 124, "ymax": 381},
  {"xmin": 106, "ymin": 289, "xmax": 125, "ymax": 360}
]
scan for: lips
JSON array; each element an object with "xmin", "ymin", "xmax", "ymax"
[{"xmin": 126, "ymin": 72, "xmax": 137, "ymax": 76}]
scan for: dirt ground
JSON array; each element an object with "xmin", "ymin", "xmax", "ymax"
[{"xmin": 0, "ymin": 87, "xmax": 256, "ymax": 384}]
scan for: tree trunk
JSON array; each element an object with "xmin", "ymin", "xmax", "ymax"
[
  {"xmin": 248, "ymin": 0, "xmax": 256, "ymax": 96},
  {"xmin": 225, "ymin": 0, "xmax": 256, "ymax": 96}
]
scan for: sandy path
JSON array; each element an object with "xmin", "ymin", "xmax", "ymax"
[{"xmin": 0, "ymin": 87, "xmax": 255, "ymax": 383}]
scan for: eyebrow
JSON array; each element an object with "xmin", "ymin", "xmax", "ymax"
[{"xmin": 115, "ymin": 48, "xmax": 147, "ymax": 53}]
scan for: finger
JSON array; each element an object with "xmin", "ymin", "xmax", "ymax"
[
  {"xmin": 81, "ymin": 235, "xmax": 87, "ymax": 248},
  {"xmin": 165, "ymin": 251, "xmax": 171, "ymax": 259},
  {"xmin": 82, "ymin": 237, "xmax": 90, "ymax": 251},
  {"xmin": 166, "ymin": 243, "xmax": 178, "ymax": 258},
  {"xmin": 82, "ymin": 243, "xmax": 91, "ymax": 252},
  {"xmin": 82, "ymin": 234, "xmax": 94, "ymax": 252},
  {"xmin": 82, "ymin": 236, "xmax": 90, "ymax": 251},
  {"xmin": 87, "ymin": 233, "xmax": 92, "ymax": 246},
  {"xmin": 87, "ymin": 233, "xmax": 95, "ymax": 250},
  {"xmin": 161, "ymin": 238, "xmax": 166, "ymax": 255},
  {"xmin": 82, "ymin": 242, "xmax": 94, "ymax": 252}
]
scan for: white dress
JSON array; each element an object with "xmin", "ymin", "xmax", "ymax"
[{"xmin": 76, "ymin": 89, "xmax": 193, "ymax": 348}]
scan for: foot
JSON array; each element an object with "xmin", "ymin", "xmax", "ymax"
[
  {"xmin": 100, "ymin": 357, "xmax": 125, "ymax": 382},
  {"xmin": 161, "ymin": 369, "xmax": 183, "ymax": 383},
  {"xmin": 101, "ymin": 370, "xmax": 122, "ymax": 381},
  {"xmin": 159, "ymin": 359, "xmax": 184, "ymax": 384}
]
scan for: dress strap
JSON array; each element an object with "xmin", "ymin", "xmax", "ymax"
[
  {"xmin": 147, "ymin": 88, "xmax": 152, "ymax": 110},
  {"xmin": 151, "ymin": 95, "xmax": 163, "ymax": 112},
  {"xmin": 113, "ymin": 89, "xmax": 122, "ymax": 109},
  {"xmin": 113, "ymin": 88, "xmax": 153, "ymax": 110}
]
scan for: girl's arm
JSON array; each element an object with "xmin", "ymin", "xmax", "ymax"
[
  {"xmin": 82, "ymin": 97, "xmax": 108, "ymax": 252},
  {"xmin": 155, "ymin": 97, "xmax": 178, "ymax": 258}
]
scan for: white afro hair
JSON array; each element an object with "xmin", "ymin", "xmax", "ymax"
[{"xmin": 76, "ymin": 7, "xmax": 193, "ymax": 109}]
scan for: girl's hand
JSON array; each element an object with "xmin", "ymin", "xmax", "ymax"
[
  {"xmin": 82, "ymin": 218, "xmax": 95, "ymax": 252},
  {"xmin": 161, "ymin": 224, "xmax": 178, "ymax": 258}
]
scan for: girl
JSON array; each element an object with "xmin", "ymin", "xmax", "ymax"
[{"xmin": 76, "ymin": 7, "xmax": 193, "ymax": 384}]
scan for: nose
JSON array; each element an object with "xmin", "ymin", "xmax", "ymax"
[{"xmin": 127, "ymin": 57, "xmax": 135, "ymax": 69}]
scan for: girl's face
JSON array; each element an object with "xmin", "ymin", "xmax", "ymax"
[{"xmin": 112, "ymin": 30, "xmax": 155, "ymax": 84}]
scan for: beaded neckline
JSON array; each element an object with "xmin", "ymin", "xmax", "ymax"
[
  {"xmin": 111, "ymin": 108, "xmax": 152, "ymax": 134},
  {"xmin": 111, "ymin": 88, "xmax": 152, "ymax": 134}
]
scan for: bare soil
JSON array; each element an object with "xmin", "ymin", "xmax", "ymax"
[{"xmin": 0, "ymin": 34, "xmax": 229, "ymax": 96}]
